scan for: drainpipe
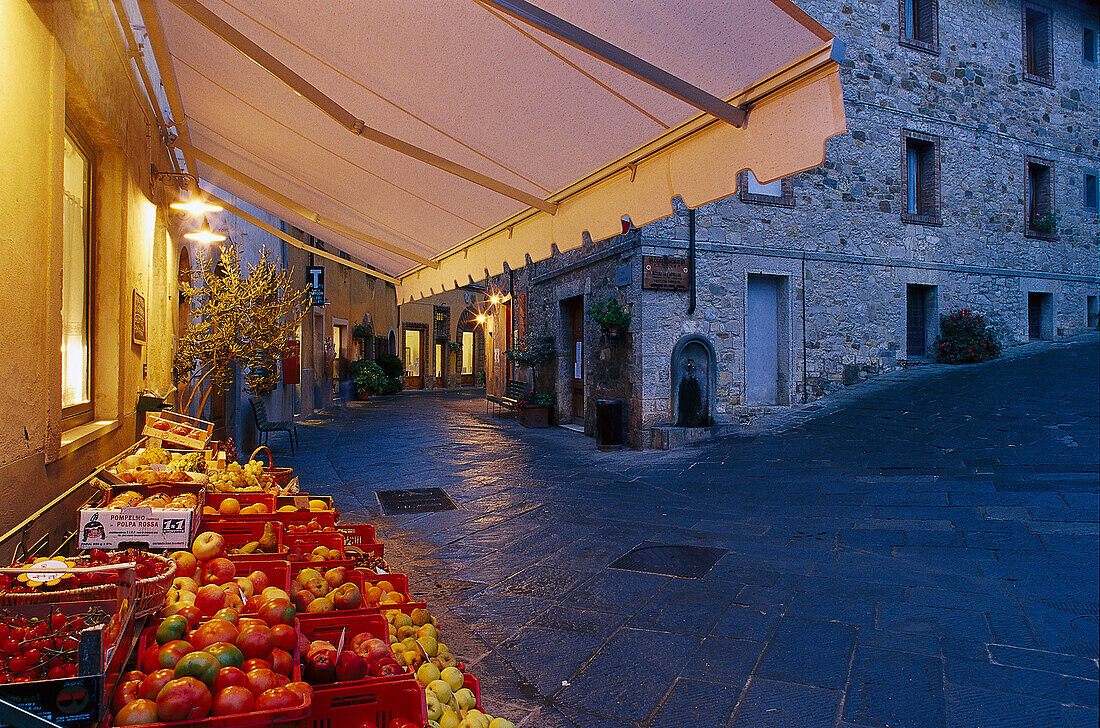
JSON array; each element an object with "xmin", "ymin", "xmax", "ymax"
[
  {"xmin": 801, "ymin": 252, "xmax": 808, "ymax": 404},
  {"xmin": 687, "ymin": 208, "xmax": 696, "ymax": 316}
]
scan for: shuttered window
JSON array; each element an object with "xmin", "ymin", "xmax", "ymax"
[
  {"xmin": 901, "ymin": 132, "xmax": 941, "ymax": 226},
  {"xmin": 1023, "ymin": 5, "xmax": 1054, "ymax": 84},
  {"xmin": 900, "ymin": 0, "xmax": 939, "ymax": 52},
  {"xmin": 1083, "ymin": 172, "xmax": 1097, "ymax": 212}
]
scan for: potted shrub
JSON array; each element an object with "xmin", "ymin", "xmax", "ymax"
[
  {"xmin": 586, "ymin": 297, "xmax": 631, "ymax": 340},
  {"xmin": 350, "ymin": 359, "xmax": 388, "ymax": 399},
  {"xmin": 517, "ymin": 392, "xmax": 554, "ymax": 428},
  {"xmin": 374, "ymin": 353, "xmax": 405, "ymax": 394},
  {"xmin": 933, "ymin": 309, "xmax": 1002, "ymax": 364},
  {"xmin": 1030, "ymin": 212, "xmax": 1058, "ymax": 235}
]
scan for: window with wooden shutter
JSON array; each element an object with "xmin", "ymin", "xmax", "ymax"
[
  {"xmin": 1026, "ymin": 158, "xmax": 1056, "ymax": 238},
  {"xmin": 901, "ymin": 131, "xmax": 941, "ymax": 226},
  {"xmin": 1023, "ymin": 4, "xmax": 1054, "ymax": 84},
  {"xmin": 899, "ymin": 0, "xmax": 939, "ymax": 53}
]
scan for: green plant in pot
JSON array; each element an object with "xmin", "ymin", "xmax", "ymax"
[
  {"xmin": 350, "ymin": 360, "xmax": 388, "ymax": 397},
  {"xmin": 586, "ymin": 297, "xmax": 631, "ymax": 339},
  {"xmin": 1030, "ymin": 212, "xmax": 1057, "ymax": 234},
  {"xmin": 516, "ymin": 391, "xmax": 553, "ymax": 428}
]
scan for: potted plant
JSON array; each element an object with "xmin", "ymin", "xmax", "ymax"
[
  {"xmin": 350, "ymin": 359, "xmax": 388, "ymax": 399},
  {"xmin": 517, "ymin": 392, "xmax": 553, "ymax": 428},
  {"xmin": 586, "ymin": 297, "xmax": 631, "ymax": 340},
  {"xmin": 352, "ymin": 322, "xmax": 372, "ymax": 340},
  {"xmin": 447, "ymin": 341, "xmax": 462, "ymax": 354},
  {"xmin": 1030, "ymin": 211, "xmax": 1057, "ymax": 234}
]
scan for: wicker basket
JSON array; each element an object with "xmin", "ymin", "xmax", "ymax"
[
  {"xmin": 0, "ymin": 554, "xmax": 175, "ymax": 617},
  {"xmin": 251, "ymin": 446, "xmax": 295, "ymax": 487}
]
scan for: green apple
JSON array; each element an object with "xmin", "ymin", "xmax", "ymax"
[
  {"xmin": 425, "ymin": 692, "xmax": 443, "ymax": 721},
  {"xmin": 440, "ymin": 666, "xmax": 464, "ymax": 692},
  {"xmin": 418, "ymin": 634, "xmax": 439, "ymax": 657},
  {"xmin": 427, "ymin": 679, "xmax": 452, "ymax": 704},
  {"xmin": 488, "ymin": 719, "xmax": 515, "ymax": 728},
  {"xmin": 438, "ymin": 712, "xmax": 460, "ymax": 728},
  {"xmin": 416, "ymin": 663, "xmax": 441, "ymax": 686},
  {"xmin": 454, "ymin": 687, "xmax": 476, "ymax": 711}
]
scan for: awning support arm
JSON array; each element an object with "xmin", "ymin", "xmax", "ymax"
[
  {"xmin": 477, "ymin": 0, "xmax": 747, "ymax": 128},
  {"xmin": 179, "ymin": 142, "xmax": 440, "ymax": 268},
  {"xmin": 201, "ymin": 189, "xmax": 401, "ymax": 285},
  {"xmin": 165, "ymin": 0, "xmax": 557, "ymax": 215}
]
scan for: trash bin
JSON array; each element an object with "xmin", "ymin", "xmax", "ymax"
[{"xmin": 594, "ymin": 399, "xmax": 624, "ymax": 451}]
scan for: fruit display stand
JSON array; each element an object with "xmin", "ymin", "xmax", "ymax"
[
  {"xmin": 0, "ymin": 566, "xmax": 138, "ymax": 728},
  {"xmin": 306, "ymin": 679, "xmax": 426, "ymax": 728},
  {"xmin": 142, "ymin": 412, "xmax": 213, "ymax": 451},
  {"xmin": 78, "ymin": 486, "xmax": 204, "ymax": 551},
  {"xmin": 202, "ymin": 493, "xmax": 277, "ymax": 515},
  {"xmin": 213, "ymin": 522, "xmax": 287, "ymax": 560}
]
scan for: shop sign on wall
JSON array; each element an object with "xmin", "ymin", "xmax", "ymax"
[
  {"xmin": 306, "ymin": 266, "xmax": 325, "ymax": 306},
  {"xmin": 642, "ymin": 256, "xmax": 689, "ymax": 291},
  {"xmin": 132, "ymin": 290, "xmax": 146, "ymax": 344}
]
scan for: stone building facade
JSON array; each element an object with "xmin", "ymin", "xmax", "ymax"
[
  {"xmin": 490, "ymin": 0, "xmax": 1100, "ymax": 448},
  {"xmin": 399, "ymin": 288, "xmax": 488, "ymax": 390}
]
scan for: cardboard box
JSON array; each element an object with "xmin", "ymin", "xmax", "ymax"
[{"xmin": 77, "ymin": 503, "xmax": 199, "ymax": 549}]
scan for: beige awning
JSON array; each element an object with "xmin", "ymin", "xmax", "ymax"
[{"xmin": 142, "ymin": 0, "xmax": 845, "ymax": 301}]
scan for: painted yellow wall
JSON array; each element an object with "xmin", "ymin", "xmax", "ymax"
[{"xmin": 0, "ymin": 0, "xmax": 179, "ymax": 547}]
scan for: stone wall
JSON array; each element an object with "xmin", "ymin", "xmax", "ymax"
[{"xmin": 509, "ymin": 0, "xmax": 1098, "ymax": 447}]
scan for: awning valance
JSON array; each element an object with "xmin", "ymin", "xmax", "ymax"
[{"xmin": 140, "ymin": 0, "xmax": 845, "ymax": 301}]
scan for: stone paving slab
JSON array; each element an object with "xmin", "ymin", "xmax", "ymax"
[{"xmin": 279, "ymin": 335, "xmax": 1100, "ymax": 727}]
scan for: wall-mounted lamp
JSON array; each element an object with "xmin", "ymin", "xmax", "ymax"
[
  {"xmin": 183, "ymin": 216, "xmax": 226, "ymax": 244},
  {"xmin": 170, "ymin": 193, "xmax": 223, "ymax": 217},
  {"xmin": 488, "ymin": 293, "xmax": 503, "ymax": 305},
  {"xmin": 475, "ymin": 314, "xmax": 488, "ymax": 326}
]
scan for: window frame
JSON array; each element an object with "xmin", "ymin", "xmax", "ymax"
[
  {"xmin": 1025, "ymin": 156, "xmax": 1056, "ymax": 239},
  {"xmin": 1084, "ymin": 170, "xmax": 1098, "ymax": 212},
  {"xmin": 61, "ymin": 125, "xmax": 95, "ymax": 428},
  {"xmin": 737, "ymin": 170, "xmax": 795, "ymax": 208},
  {"xmin": 900, "ymin": 130, "xmax": 942, "ymax": 226},
  {"xmin": 1084, "ymin": 26, "xmax": 1097, "ymax": 65},
  {"xmin": 898, "ymin": 0, "xmax": 940, "ymax": 54},
  {"xmin": 1022, "ymin": 2, "xmax": 1054, "ymax": 87}
]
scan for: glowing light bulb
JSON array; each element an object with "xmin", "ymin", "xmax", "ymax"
[
  {"xmin": 184, "ymin": 218, "xmax": 226, "ymax": 244},
  {"xmin": 170, "ymin": 195, "xmax": 222, "ymax": 216}
]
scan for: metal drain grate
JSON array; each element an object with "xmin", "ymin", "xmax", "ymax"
[
  {"xmin": 609, "ymin": 544, "xmax": 725, "ymax": 578},
  {"xmin": 376, "ymin": 487, "xmax": 458, "ymax": 515}
]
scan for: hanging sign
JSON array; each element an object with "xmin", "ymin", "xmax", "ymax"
[
  {"xmin": 642, "ymin": 256, "xmax": 689, "ymax": 291},
  {"xmin": 132, "ymin": 290, "xmax": 147, "ymax": 344},
  {"xmin": 306, "ymin": 266, "xmax": 325, "ymax": 306}
]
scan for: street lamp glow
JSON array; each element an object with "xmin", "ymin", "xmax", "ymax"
[
  {"xmin": 170, "ymin": 194, "xmax": 222, "ymax": 216},
  {"xmin": 488, "ymin": 293, "xmax": 503, "ymax": 305},
  {"xmin": 183, "ymin": 217, "xmax": 226, "ymax": 244},
  {"xmin": 475, "ymin": 314, "xmax": 488, "ymax": 325}
]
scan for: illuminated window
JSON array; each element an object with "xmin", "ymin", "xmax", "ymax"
[
  {"xmin": 461, "ymin": 331, "xmax": 474, "ymax": 375},
  {"xmin": 62, "ymin": 131, "xmax": 92, "ymax": 425}
]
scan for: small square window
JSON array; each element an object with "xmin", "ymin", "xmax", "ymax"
[
  {"xmin": 901, "ymin": 131, "xmax": 941, "ymax": 225},
  {"xmin": 1023, "ymin": 4, "xmax": 1054, "ymax": 84},
  {"xmin": 1085, "ymin": 172, "xmax": 1098, "ymax": 211},
  {"xmin": 1026, "ymin": 159, "xmax": 1056, "ymax": 237},
  {"xmin": 738, "ymin": 170, "xmax": 794, "ymax": 208},
  {"xmin": 899, "ymin": 0, "xmax": 939, "ymax": 52}
]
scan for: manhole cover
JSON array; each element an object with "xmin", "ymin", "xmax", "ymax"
[
  {"xmin": 608, "ymin": 544, "xmax": 725, "ymax": 578},
  {"xmin": 376, "ymin": 487, "xmax": 458, "ymax": 515}
]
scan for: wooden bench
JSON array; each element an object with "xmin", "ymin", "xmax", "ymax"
[
  {"xmin": 249, "ymin": 396, "xmax": 299, "ymax": 455},
  {"xmin": 486, "ymin": 379, "xmax": 530, "ymax": 415}
]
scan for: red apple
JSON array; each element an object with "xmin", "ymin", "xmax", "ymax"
[
  {"xmin": 248, "ymin": 570, "xmax": 271, "ymax": 593},
  {"xmin": 155, "ymin": 676, "xmax": 212, "ymax": 721},
  {"xmin": 270, "ymin": 647, "xmax": 293, "ymax": 676},
  {"xmin": 257, "ymin": 598, "xmax": 296, "ymax": 627},
  {"xmin": 212, "ymin": 666, "xmax": 250, "ymax": 694},
  {"xmin": 303, "ymin": 646, "xmax": 336, "ymax": 684},
  {"xmin": 331, "ymin": 583, "xmax": 363, "ymax": 611},
  {"xmin": 195, "ymin": 584, "xmax": 228, "ymax": 616},
  {"xmin": 120, "ymin": 670, "xmax": 146, "ymax": 684},
  {"xmin": 270, "ymin": 623, "xmax": 297, "ymax": 652},
  {"xmin": 255, "ymin": 687, "xmax": 301, "ymax": 710},
  {"xmin": 245, "ymin": 667, "xmax": 279, "ymax": 697},
  {"xmin": 372, "ymin": 657, "xmax": 401, "ymax": 677},
  {"xmin": 190, "ymin": 618, "xmax": 238, "ymax": 650},
  {"xmin": 237, "ymin": 625, "xmax": 275, "ymax": 660},
  {"xmin": 138, "ymin": 668, "xmax": 176, "ymax": 702},
  {"xmin": 169, "ymin": 551, "xmax": 198, "ymax": 579},
  {"xmin": 211, "ymin": 685, "xmax": 255, "ymax": 716},
  {"xmin": 175, "ymin": 604, "xmax": 203, "ymax": 629},
  {"xmin": 334, "ymin": 650, "xmax": 367, "ymax": 682},
  {"xmin": 323, "ymin": 566, "xmax": 347, "ymax": 588},
  {"xmin": 111, "ymin": 679, "xmax": 142, "ymax": 713},
  {"xmin": 292, "ymin": 590, "xmax": 315, "ymax": 612},
  {"xmin": 113, "ymin": 699, "xmax": 158, "ymax": 726},
  {"xmin": 191, "ymin": 532, "xmax": 226, "ymax": 560},
  {"xmin": 139, "ymin": 645, "xmax": 162, "ymax": 674},
  {"xmin": 355, "ymin": 638, "xmax": 391, "ymax": 668},
  {"xmin": 201, "ymin": 557, "xmax": 236, "ymax": 586},
  {"xmin": 274, "ymin": 673, "xmax": 290, "ymax": 687},
  {"xmin": 237, "ymin": 617, "xmax": 266, "ymax": 631}
]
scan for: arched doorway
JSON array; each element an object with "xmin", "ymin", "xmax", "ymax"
[{"xmin": 176, "ymin": 247, "xmax": 191, "ymax": 412}]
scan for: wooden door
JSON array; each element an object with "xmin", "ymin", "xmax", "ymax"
[
  {"xmin": 434, "ymin": 340, "xmax": 446, "ymax": 388},
  {"xmin": 565, "ymin": 297, "xmax": 584, "ymax": 422},
  {"xmin": 404, "ymin": 328, "xmax": 425, "ymax": 389},
  {"xmin": 746, "ymin": 275, "xmax": 780, "ymax": 405}
]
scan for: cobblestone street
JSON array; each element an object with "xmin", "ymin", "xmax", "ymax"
[{"xmin": 279, "ymin": 336, "xmax": 1099, "ymax": 728}]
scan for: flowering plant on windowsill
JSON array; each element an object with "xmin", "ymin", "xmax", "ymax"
[
  {"xmin": 446, "ymin": 341, "xmax": 462, "ymax": 353},
  {"xmin": 1029, "ymin": 212, "xmax": 1058, "ymax": 234}
]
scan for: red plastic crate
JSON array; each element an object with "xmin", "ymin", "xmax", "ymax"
[
  {"xmin": 336, "ymin": 524, "xmax": 376, "ymax": 547},
  {"xmin": 463, "ymin": 673, "xmax": 482, "ymax": 712},
  {"xmin": 232, "ymin": 557, "xmax": 293, "ymax": 596},
  {"xmin": 295, "ymin": 571, "xmax": 421, "ymax": 621},
  {"xmin": 204, "ymin": 520, "xmax": 288, "ymax": 560},
  {"xmin": 296, "ymin": 612, "xmax": 412, "ymax": 687},
  {"xmin": 307, "ymin": 678, "xmax": 426, "ymax": 728},
  {"xmin": 285, "ymin": 531, "xmax": 344, "ymax": 557}
]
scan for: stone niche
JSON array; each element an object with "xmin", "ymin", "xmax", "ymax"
[{"xmin": 671, "ymin": 334, "xmax": 717, "ymax": 427}]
